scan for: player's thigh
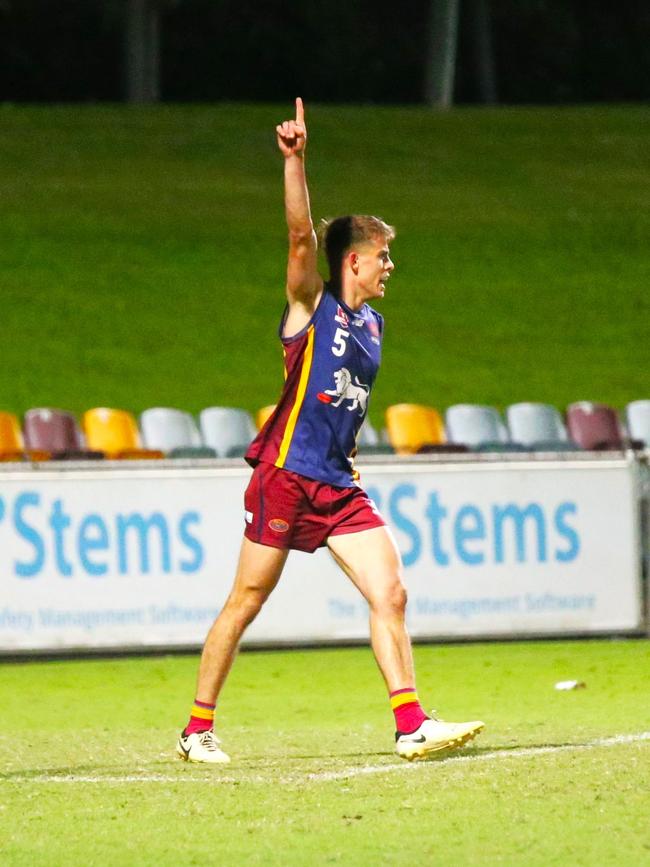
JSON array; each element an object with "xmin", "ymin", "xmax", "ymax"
[
  {"xmin": 327, "ymin": 526, "xmax": 405, "ymax": 608},
  {"xmin": 228, "ymin": 537, "xmax": 289, "ymax": 604}
]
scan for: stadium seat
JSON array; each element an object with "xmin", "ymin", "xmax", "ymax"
[
  {"xmin": 0, "ymin": 410, "xmax": 26, "ymax": 460},
  {"xmin": 475, "ymin": 442, "xmax": 528, "ymax": 453},
  {"xmin": 626, "ymin": 400, "xmax": 650, "ymax": 448},
  {"xmin": 417, "ymin": 443, "xmax": 469, "ymax": 454},
  {"xmin": 506, "ymin": 402, "xmax": 568, "ymax": 448},
  {"xmin": 445, "ymin": 404, "xmax": 509, "ymax": 448},
  {"xmin": 140, "ymin": 408, "xmax": 203, "ymax": 454},
  {"xmin": 199, "ymin": 407, "xmax": 257, "ymax": 458},
  {"xmin": 385, "ymin": 403, "xmax": 446, "ymax": 454},
  {"xmin": 169, "ymin": 446, "xmax": 218, "ymax": 459},
  {"xmin": 82, "ymin": 407, "xmax": 163, "ymax": 459},
  {"xmin": 357, "ymin": 418, "xmax": 380, "ymax": 449},
  {"xmin": 224, "ymin": 444, "xmax": 249, "ymax": 457},
  {"xmin": 522, "ymin": 440, "xmax": 582, "ymax": 452},
  {"xmin": 256, "ymin": 405, "xmax": 276, "ymax": 429},
  {"xmin": 566, "ymin": 401, "xmax": 625, "ymax": 450},
  {"xmin": 356, "ymin": 443, "xmax": 396, "ymax": 455},
  {"xmin": 23, "ymin": 408, "xmax": 103, "ymax": 460}
]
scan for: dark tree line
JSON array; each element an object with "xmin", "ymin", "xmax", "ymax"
[{"xmin": 1, "ymin": 0, "xmax": 649, "ymax": 104}]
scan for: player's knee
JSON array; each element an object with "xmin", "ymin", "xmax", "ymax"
[
  {"xmin": 371, "ymin": 578, "xmax": 407, "ymax": 618},
  {"xmin": 391, "ymin": 581, "xmax": 408, "ymax": 614},
  {"xmin": 243, "ymin": 589, "xmax": 271, "ymax": 624},
  {"xmin": 229, "ymin": 586, "xmax": 269, "ymax": 627}
]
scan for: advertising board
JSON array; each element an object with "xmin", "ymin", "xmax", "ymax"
[{"xmin": 0, "ymin": 458, "xmax": 643, "ymax": 652}]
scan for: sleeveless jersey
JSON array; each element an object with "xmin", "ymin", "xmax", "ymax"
[{"xmin": 245, "ymin": 288, "xmax": 383, "ymax": 488}]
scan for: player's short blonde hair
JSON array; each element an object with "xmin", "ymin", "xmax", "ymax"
[{"xmin": 318, "ymin": 215, "xmax": 395, "ymax": 283}]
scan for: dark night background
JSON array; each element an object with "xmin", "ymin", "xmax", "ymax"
[{"xmin": 1, "ymin": 0, "xmax": 649, "ymax": 104}]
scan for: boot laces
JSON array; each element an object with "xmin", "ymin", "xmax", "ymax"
[{"xmin": 197, "ymin": 730, "xmax": 221, "ymax": 751}]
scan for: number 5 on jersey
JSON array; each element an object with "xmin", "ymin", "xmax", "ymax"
[{"xmin": 332, "ymin": 327, "xmax": 349, "ymax": 357}]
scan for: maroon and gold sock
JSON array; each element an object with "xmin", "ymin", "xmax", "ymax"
[
  {"xmin": 185, "ymin": 699, "xmax": 216, "ymax": 735},
  {"xmin": 390, "ymin": 687, "xmax": 428, "ymax": 734}
]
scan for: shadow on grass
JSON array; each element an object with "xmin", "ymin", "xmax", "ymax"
[
  {"xmin": 269, "ymin": 750, "xmax": 390, "ymax": 762},
  {"xmin": 250, "ymin": 739, "xmax": 587, "ymax": 765},
  {"xmin": 0, "ymin": 761, "xmax": 177, "ymax": 781},
  {"xmin": 0, "ymin": 740, "xmax": 588, "ymax": 782}
]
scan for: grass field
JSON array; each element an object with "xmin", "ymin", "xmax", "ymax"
[
  {"xmin": 1, "ymin": 104, "xmax": 648, "ymax": 424},
  {"xmin": 2, "ymin": 639, "xmax": 650, "ymax": 865}
]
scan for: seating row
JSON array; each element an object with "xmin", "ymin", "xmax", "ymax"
[
  {"xmin": 0, "ymin": 400, "xmax": 648, "ymax": 462},
  {"xmin": 384, "ymin": 400, "xmax": 650, "ymax": 454},
  {"xmin": 0, "ymin": 407, "xmax": 257, "ymax": 461}
]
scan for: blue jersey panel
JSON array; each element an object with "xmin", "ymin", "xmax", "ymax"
[{"xmin": 280, "ymin": 288, "xmax": 383, "ymax": 487}]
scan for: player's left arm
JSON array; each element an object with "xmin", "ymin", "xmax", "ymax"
[{"xmin": 277, "ymin": 99, "xmax": 323, "ymax": 333}]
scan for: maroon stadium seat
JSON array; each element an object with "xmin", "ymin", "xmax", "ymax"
[
  {"xmin": 566, "ymin": 401, "xmax": 624, "ymax": 450},
  {"xmin": 23, "ymin": 408, "xmax": 104, "ymax": 460},
  {"xmin": 0, "ymin": 410, "xmax": 51, "ymax": 461}
]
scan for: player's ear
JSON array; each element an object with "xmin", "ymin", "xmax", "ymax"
[{"xmin": 349, "ymin": 251, "xmax": 359, "ymax": 274}]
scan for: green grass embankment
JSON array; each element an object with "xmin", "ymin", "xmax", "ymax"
[{"xmin": 1, "ymin": 104, "xmax": 648, "ymax": 425}]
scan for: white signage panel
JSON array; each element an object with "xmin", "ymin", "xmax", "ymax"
[
  {"xmin": 0, "ymin": 468, "xmax": 244, "ymax": 651},
  {"xmin": 0, "ymin": 459, "xmax": 643, "ymax": 652},
  {"xmin": 336, "ymin": 461, "xmax": 642, "ymax": 637}
]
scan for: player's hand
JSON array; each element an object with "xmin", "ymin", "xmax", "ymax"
[{"xmin": 276, "ymin": 97, "xmax": 307, "ymax": 158}]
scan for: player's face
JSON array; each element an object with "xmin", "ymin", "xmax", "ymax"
[{"xmin": 355, "ymin": 237, "xmax": 394, "ymax": 300}]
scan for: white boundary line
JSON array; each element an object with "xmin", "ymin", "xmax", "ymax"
[
  {"xmin": 2, "ymin": 732, "xmax": 648, "ymax": 785},
  {"xmin": 308, "ymin": 731, "xmax": 650, "ymax": 782}
]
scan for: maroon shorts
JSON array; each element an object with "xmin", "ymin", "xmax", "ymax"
[{"xmin": 243, "ymin": 463, "xmax": 385, "ymax": 553}]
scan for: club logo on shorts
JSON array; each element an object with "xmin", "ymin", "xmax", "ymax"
[{"xmin": 269, "ymin": 518, "xmax": 289, "ymax": 533}]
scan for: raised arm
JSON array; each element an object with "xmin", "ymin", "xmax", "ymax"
[{"xmin": 277, "ymin": 98, "xmax": 323, "ymax": 334}]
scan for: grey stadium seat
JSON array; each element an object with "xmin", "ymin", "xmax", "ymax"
[
  {"xmin": 445, "ymin": 404, "xmax": 508, "ymax": 448},
  {"xmin": 522, "ymin": 440, "xmax": 582, "ymax": 452},
  {"xmin": 169, "ymin": 446, "xmax": 218, "ymax": 459},
  {"xmin": 357, "ymin": 418, "xmax": 380, "ymax": 448},
  {"xmin": 199, "ymin": 407, "xmax": 258, "ymax": 458},
  {"xmin": 626, "ymin": 400, "xmax": 650, "ymax": 448},
  {"xmin": 357, "ymin": 419, "xmax": 396, "ymax": 454},
  {"xmin": 140, "ymin": 408, "xmax": 202, "ymax": 453},
  {"xmin": 506, "ymin": 402, "xmax": 568, "ymax": 447}
]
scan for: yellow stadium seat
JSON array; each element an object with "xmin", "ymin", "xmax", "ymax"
[
  {"xmin": 385, "ymin": 403, "xmax": 446, "ymax": 454},
  {"xmin": 82, "ymin": 407, "xmax": 163, "ymax": 459},
  {"xmin": 0, "ymin": 411, "xmax": 24, "ymax": 460},
  {"xmin": 0, "ymin": 411, "xmax": 22, "ymax": 450},
  {"xmin": 256, "ymin": 404, "xmax": 276, "ymax": 430}
]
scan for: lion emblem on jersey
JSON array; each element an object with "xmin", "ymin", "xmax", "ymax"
[{"xmin": 323, "ymin": 367, "xmax": 369, "ymax": 415}]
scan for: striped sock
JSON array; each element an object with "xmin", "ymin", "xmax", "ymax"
[
  {"xmin": 185, "ymin": 699, "xmax": 216, "ymax": 735},
  {"xmin": 390, "ymin": 687, "xmax": 428, "ymax": 735}
]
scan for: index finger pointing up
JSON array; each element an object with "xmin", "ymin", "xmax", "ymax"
[{"xmin": 295, "ymin": 97, "xmax": 305, "ymax": 125}]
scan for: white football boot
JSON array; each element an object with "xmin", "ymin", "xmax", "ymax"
[
  {"xmin": 176, "ymin": 729, "xmax": 231, "ymax": 764},
  {"xmin": 395, "ymin": 714, "xmax": 484, "ymax": 761}
]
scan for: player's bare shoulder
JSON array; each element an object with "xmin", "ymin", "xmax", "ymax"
[{"xmin": 283, "ymin": 290, "xmax": 323, "ymax": 338}]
